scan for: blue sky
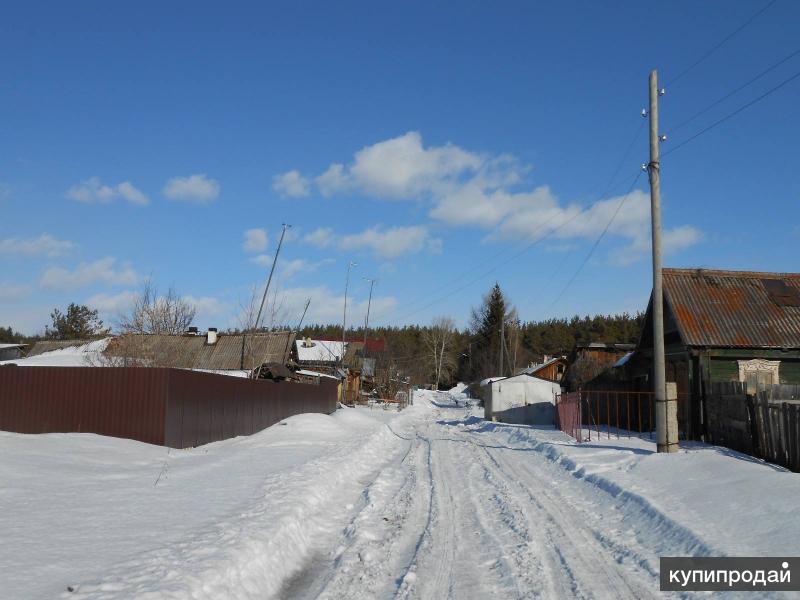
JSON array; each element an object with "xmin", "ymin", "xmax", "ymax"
[{"xmin": 2, "ymin": 1, "xmax": 799, "ymax": 334}]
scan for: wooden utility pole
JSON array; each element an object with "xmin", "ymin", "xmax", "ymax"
[
  {"xmin": 648, "ymin": 70, "xmax": 678, "ymax": 453},
  {"xmin": 254, "ymin": 223, "xmax": 290, "ymax": 332},
  {"xmin": 242, "ymin": 223, "xmax": 290, "ymax": 373},
  {"xmin": 360, "ymin": 277, "xmax": 376, "ymax": 401}
]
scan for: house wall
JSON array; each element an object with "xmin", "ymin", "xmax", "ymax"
[
  {"xmin": 0, "ymin": 347, "xmax": 24, "ymax": 361},
  {"xmin": 533, "ymin": 360, "xmax": 566, "ymax": 383},
  {"xmin": 702, "ymin": 349, "xmax": 800, "ymax": 385},
  {"xmin": 487, "ymin": 376, "xmax": 561, "ymax": 425}
]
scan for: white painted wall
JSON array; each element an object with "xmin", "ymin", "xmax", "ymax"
[{"xmin": 486, "ymin": 374, "xmax": 561, "ymax": 425}]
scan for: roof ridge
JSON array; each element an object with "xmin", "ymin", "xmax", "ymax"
[{"xmin": 664, "ymin": 267, "xmax": 800, "ymax": 278}]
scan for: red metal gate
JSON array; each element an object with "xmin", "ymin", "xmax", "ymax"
[{"xmin": 555, "ymin": 392, "xmax": 583, "ymax": 442}]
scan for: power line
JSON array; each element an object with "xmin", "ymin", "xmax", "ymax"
[
  {"xmin": 664, "ymin": 66, "xmax": 800, "ymax": 158},
  {"xmin": 669, "ymin": 46, "xmax": 800, "ymax": 135},
  {"xmin": 666, "ymin": 0, "xmax": 779, "ymax": 87},
  {"xmin": 382, "ymin": 180, "xmax": 634, "ymax": 327},
  {"xmin": 546, "ymin": 171, "xmax": 644, "ymax": 310},
  {"xmin": 369, "ymin": 121, "xmax": 647, "ymax": 327}
]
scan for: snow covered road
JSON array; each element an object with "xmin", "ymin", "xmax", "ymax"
[
  {"xmin": 4, "ymin": 389, "xmax": 800, "ymax": 599},
  {"xmin": 282, "ymin": 398, "xmax": 664, "ymax": 600}
]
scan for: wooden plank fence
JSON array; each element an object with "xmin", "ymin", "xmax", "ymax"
[
  {"xmin": 706, "ymin": 382, "xmax": 800, "ymax": 472},
  {"xmin": 753, "ymin": 395, "xmax": 800, "ymax": 471}
]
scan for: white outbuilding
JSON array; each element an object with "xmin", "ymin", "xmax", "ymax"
[{"xmin": 485, "ymin": 373, "xmax": 561, "ymax": 426}]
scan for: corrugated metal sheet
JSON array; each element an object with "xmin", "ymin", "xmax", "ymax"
[
  {"xmin": 0, "ymin": 367, "xmax": 169, "ymax": 445},
  {"xmin": 164, "ymin": 370, "xmax": 337, "ymax": 447},
  {"xmin": 105, "ymin": 331, "xmax": 295, "ymax": 370},
  {"xmin": 0, "ymin": 365, "xmax": 337, "ymax": 448},
  {"xmin": 26, "ymin": 340, "xmax": 87, "ymax": 356},
  {"xmin": 664, "ymin": 268, "xmax": 800, "ymax": 348}
]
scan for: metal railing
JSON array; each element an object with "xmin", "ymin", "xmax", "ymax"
[{"xmin": 556, "ymin": 390, "xmax": 660, "ymax": 442}]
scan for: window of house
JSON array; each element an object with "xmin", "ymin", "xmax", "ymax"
[{"xmin": 737, "ymin": 359, "xmax": 780, "ymax": 393}]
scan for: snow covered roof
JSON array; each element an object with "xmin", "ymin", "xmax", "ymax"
[
  {"xmin": 0, "ymin": 338, "xmax": 111, "ymax": 367},
  {"xmin": 0, "ymin": 343, "xmax": 27, "ymax": 349},
  {"xmin": 295, "ymin": 339, "xmax": 346, "ymax": 363},
  {"xmin": 521, "ymin": 356, "xmax": 565, "ymax": 375},
  {"xmin": 491, "ymin": 373, "xmax": 560, "ymax": 385},
  {"xmin": 479, "ymin": 376, "xmax": 505, "ymax": 386}
]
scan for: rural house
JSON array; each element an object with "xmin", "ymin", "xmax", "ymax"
[
  {"xmin": 564, "ymin": 342, "xmax": 635, "ymax": 391},
  {"xmin": 0, "ymin": 343, "xmax": 27, "ymax": 361},
  {"xmin": 4, "ymin": 330, "xmax": 296, "ymax": 377},
  {"xmin": 623, "ymin": 268, "xmax": 800, "ymax": 438},
  {"xmin": 519, "ymin": 355, "xmax": 568, "ymax": 383}
]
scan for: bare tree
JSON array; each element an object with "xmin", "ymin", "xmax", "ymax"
[
  {"xmin": 110, "ymin": 280, "xmax": 198, "ymax": 367},
  {"xmin": 119, "ymin": 279, "xmax": 196, "ymax": 335},
  {"xmin": 422, "ymin": 316, "xmax": 457, "ymax": 390}
]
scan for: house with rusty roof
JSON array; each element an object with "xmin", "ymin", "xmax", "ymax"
[{"xmin": 620, "ymin": 268, "xmax": 800, "ymax": 438}]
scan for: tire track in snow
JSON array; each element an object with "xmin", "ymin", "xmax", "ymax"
[{"xmin": 476, "ymin": 443, "xmax": 657, "ymax": 599}]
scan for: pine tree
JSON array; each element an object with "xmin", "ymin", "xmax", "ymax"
[
  {"xmin": 46, "ymin": 303, "xmax": 108, "ymax": 340},
  {"xmin": 467, "ymin": 283, "xmax": 513, "ymax": 380}
]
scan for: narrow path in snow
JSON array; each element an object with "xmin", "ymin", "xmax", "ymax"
[{"xmin": 286, "ymin": 399, "xmax": 670, "ymax": 599}]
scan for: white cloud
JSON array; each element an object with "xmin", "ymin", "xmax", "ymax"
[
  {"xmin": 116, "ymin": 182, "xmax": 150, "ymax": 205},
  {"xmin": 663, "ymin": 225, "xmax": 704, "ymax": 254},
  {"xmin": 85, "ymin": 290, "xmax": 139, "ymax": 315},
  {"xmin": 250, "ymin": 285, "xmax": 396, "ymax": 327},
  {"xmin": 339, "ymin": 225, "xmax": 438, "ymax": 259},
  {"xmin": 281, "ymin": 131, "xmax": 703, "ymax": 265},
  {"xmin": 313, "ymin": 131, "xmax": 482, "ymax": 199},
  {"xmin": 242, "ymin": 228, "xmax": 268, "ymax": 253},
  {"xmin": 303, "ymin": 227, "xmax": 335, "ymax": 248},
  {"xmin": 40, "ymin": 257, "xmax": 139, "ymax": 291},
  {"xmin": 301, "ymin": 225, "xmax": 440, "ymax": 259},
  {"xmin": 251, "ymin": 254, "xmax": 272, "ymax": 268},
  {"xmin": 0, "ymin": 234, "xmax": 75, "ymax": 258},
  {"xmin": 184, "ymin": 295, "xmax": 228, "ymax": 320},
  {"xmin": 272, "ymin": 170, "xmax": 310, "ymax": 198},
  {"xmin": 67, "ymin": 177, "xmax": 149, "ymax": 205},
  {"xmin": 610, "ymin": 221, "xmax": 704, "ymax": 266},
  {"xmin": 281, "ymin": 258, "xmax": 333, "ymax": 278},
  {"xmin": 315, "ymin": 164, "xmax": 348, "ymax": 197},
  {"xmin": 163, "ymin": 174, "xmax": 220, "ymax": 203}
]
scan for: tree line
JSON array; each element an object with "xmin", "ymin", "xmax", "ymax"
[
  {"xmin": 299, "ymin": 283, "xmax": 644, "ymax": 389},
  {"xmin": 2, "ymin": 282, "xmax": 643, "ymax": 388}
]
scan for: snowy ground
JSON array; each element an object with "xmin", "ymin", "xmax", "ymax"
[{"xmin": 2, "ymin": 389, "xmax": 799, "ymax": 599}]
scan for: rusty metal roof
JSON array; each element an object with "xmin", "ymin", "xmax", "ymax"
[
  {"xmin": 663, "ymin": 268, "xmax": 800, "ymax": 349},
  {"xmin": 105, "ymin": 331, "xmax": 295, "ymax": 369}
]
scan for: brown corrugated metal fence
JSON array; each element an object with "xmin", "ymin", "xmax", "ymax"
[
  {"xmin": 0, "ymin": 367, "xmax": 337, "ymax": 448},
  {"xmin": 163, "ymin": 369, "xmax": 338, "ymax": 447}
]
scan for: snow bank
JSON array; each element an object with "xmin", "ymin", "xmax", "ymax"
[
  {"xmin": 0, "ymin": 403, "xmax": 431, "ymax": 599},
  {"xmin": 449, "ymin": 417, "xmax": 800, "ymax": 558}
]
